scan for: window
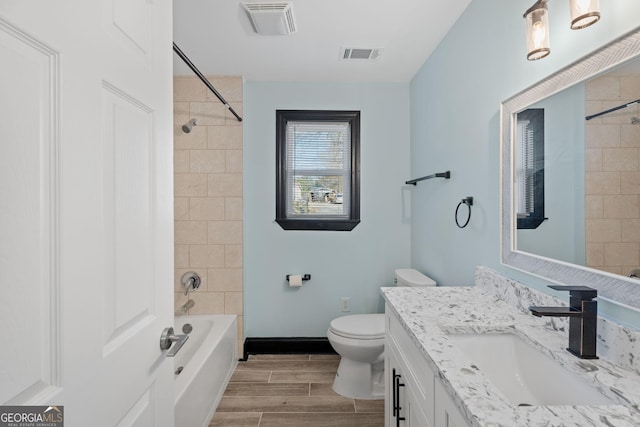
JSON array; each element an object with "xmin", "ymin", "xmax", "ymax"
[
  {"xmin": 515, "ymin": 108, "xmax": 545, "ymax": 229},
  {"xmin": 276, "ymin": 110, "xmax": 360, "ymax": 231}
]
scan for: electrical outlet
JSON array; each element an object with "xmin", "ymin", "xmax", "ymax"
[{"xmin": 341, "ymin": 297, "xmax": 350, "ymax": 312}]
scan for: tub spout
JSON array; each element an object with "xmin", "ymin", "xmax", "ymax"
[{"xmin": 177, "ymin": 299, "xmax": 195, "ymax": 315}]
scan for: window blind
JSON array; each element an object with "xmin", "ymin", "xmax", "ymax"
[
  {"xmin": 516, "ymin": 120, "xmax": 535, "ymax": 215},
  {"xmin": 286, "ymin": 121, "xmax": 351, "ymax": 217}
]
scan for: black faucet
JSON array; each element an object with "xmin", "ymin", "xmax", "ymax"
[{"xmin": 529, "ymin": 285, "xmax": 598, "ymax": 359}]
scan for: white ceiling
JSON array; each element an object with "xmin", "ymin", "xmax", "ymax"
[{"xmin": 172, "ymin": 0, "xmax": 472, "ymax": 82}]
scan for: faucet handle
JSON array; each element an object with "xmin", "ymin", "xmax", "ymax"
[
  {"xmin": 181, "ymin": 271, "xmax": 201, "ymax": 295},
  {"xmin": 548, "ymin": 285, "xmax": 597, "ymax": 300}
]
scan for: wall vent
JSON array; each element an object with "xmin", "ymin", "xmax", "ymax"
[
  {"xmin": 341, "ymin": 48, "xmax": 382, "ymax": 61},
  {"xmin": 242, "ymin": 2, "xmax": 297, "ymax": 35}
]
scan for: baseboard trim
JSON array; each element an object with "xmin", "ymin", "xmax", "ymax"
[{"xmin": 242, "ymin": 337, "xmax": 336, "ymax": 360}]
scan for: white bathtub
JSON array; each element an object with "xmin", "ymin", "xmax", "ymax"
[{"xmin": 174, "ymin": 315, "xmax": 238, "ymax": 427}]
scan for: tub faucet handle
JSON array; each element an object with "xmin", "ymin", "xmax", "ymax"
[
  {"xmin": 159, "ymin": 327, "xmax": 189, "ymax": 357},
  {"xmin": 181, "ymin": 271, "xmax": 201, "ymax": 295}
]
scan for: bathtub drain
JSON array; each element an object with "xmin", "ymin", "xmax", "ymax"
[
  {"xmin": 182, "ymin": 323, "xmax": 193, "ymax": 334},
  {"xmin": 175, "ymin": 366, "xmax": 184, "ymax": 375}
]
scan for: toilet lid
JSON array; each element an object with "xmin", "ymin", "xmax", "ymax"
[{"xmin": 329, "ymin": 314, "xmax": 385, "ymax": 339}]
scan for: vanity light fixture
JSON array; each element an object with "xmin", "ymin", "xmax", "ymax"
[
  {"xmin": 524, "ymin": 0, "xmax": 550, "ymax": 61},
  {"xmin": 569, "ymin": 0, "xmax": 600, "ymax": 29},
  {"xmin": 523, "ymin": 0, "xmax": 600, "ymax": 61}
]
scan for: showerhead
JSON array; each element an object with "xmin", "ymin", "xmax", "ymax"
[{"xmin": 181, "ymin": 118, "xmax": 198, "ymax": 133}]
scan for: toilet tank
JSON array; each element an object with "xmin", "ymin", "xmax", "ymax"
[{"xmin": 395, "ymin": 268, "xmax": 436, "ymax": 287}]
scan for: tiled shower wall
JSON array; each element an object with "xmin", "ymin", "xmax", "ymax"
[
  {"xmin": 173, "ymin": 76, "xmax": 243, "ymax": 353},
  {"xmin": 585, "ymin": 72, "xmax": 640, "ymax": 275}
]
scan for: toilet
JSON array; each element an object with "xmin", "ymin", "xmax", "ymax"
[{"xmin": 327, "ymin": 268, "xmax": 436, "ymax": 399}]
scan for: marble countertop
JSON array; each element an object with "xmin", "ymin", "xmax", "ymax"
[{"xmin": 381, "ymin": 286, "xmax": 640, "ymax": 427}]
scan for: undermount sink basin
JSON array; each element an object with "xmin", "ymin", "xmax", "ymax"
[{"xmin": 447, "ymin": 332, "xmax": 614, "ymax": 407}]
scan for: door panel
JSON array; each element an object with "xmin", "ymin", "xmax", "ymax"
[
  {"xmin": 115, "ymin": 387, "xmax": 154, "ymax": 427},
  {"xmin": 0, "ymin": 16, "xmax": 60, "ymax": 404},
  {"xmin": 101, "ymin": 82, "xmax": 155, "ymax": 353}
]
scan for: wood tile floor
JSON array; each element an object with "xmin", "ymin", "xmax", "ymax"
[{"xmin": 209, "ymin": 354, "xmax": 384, "ymax": 427}]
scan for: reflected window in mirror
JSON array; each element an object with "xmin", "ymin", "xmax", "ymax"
[{"xmin": 516, "ymin": 108, "xmax": 545, "ymax": 229}]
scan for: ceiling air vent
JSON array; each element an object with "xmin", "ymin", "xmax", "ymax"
[
  {"xmin": 242, "ymin": 2, "xmax": 297, "ymax": 35},
  {"xmin": 341, "ymin": 48, "xmax": 382, "ymax": 61}
]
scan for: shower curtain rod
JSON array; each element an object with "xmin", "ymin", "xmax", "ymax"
[
  {"xmin": 172, "ymin": 42, "xmax": 243, "ymax": 122},
  {"xmin": 585, "ymin": 98, "xmax": 639, "ymax": 121}
]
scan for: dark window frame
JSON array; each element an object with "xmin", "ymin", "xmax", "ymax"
[
  {"xmin": 516, "ymin": 108, "xmax": 546, "ymax": 230},
  {"xmin": 275, "ymin": 110, "xmax": 361, "ymax": 231}
]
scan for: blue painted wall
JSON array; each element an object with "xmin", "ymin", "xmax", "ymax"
[
  {"xmin": 244, "ymin": 82, "xmax": 411, "ymax": 337},
  {"xmin": 410, "ymin": 0, "xmax": 640, "ymax": 327},
  {"xmin": 243, "ymin": 0, "xmax": 640, "ymax": 337}
]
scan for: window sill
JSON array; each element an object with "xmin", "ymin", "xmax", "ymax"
[
  {"xmin": 517, "ymin": 216, "xmax": 547, "ymax": 229},
  {"xmin": 275, "ymin": 218, "xmax": 360, "ymax": 231}
]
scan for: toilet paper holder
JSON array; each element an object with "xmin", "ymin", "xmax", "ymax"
[{"xmin": 286, "ymin": 274, "xmax": 311, "ymax": 282}]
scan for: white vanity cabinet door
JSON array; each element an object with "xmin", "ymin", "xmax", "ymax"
[
  {"xmin": 385, "ymin": 306, "xmax": 434, "ymax": 427},
  {"xmin": 434, "ymin": 378, "xmax": 471, "ymax": 427},
  {"xmin": 386, "ymin": 340, "xmax": 432, "ymax": 427},
  {"xmin": 407, "ymin": 386, "xmax": 431, "ymax": 427},
  {"xmin": 385, "ymin": 343, "xmax": 407, "ymax": 427}
]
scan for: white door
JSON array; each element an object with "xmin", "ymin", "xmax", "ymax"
[{"xmin": 0, "ymin": 1, "xmax": 175, "ymax": 425}]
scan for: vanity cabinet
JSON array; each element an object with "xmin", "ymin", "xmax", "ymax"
[
  {"xmin": 434, "ymin": 378, "xmax": 469, "ymax": 427},
  {"xmin": 386, "ymin": 342, "xmax": 431, "ymax": 426},
  {"xmin": 385, "ymin": 305, "xmax": 470, "ymax": 427}
]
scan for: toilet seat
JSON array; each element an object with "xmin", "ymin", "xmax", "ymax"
[{"xmin": 329, "ymin": 314, "xmax": 385, "ymax": 340}]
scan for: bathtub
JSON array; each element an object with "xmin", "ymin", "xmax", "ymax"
[{"xmin": 174, "ymin": 314, "xmax": 238, "ymax": 427}]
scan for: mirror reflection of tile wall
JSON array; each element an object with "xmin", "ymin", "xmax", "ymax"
[
  {"xmin": 585, "ymin": 73, "xmax": 640, "ymax": 276},
  {"xmin": 173, "ymin": 76, "xmax": 244, "ymax": 354}
]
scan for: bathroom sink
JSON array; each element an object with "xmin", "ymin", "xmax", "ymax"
[{"xmin": 447, "ymin": 332, "xmax": 614, "ymax": 407}]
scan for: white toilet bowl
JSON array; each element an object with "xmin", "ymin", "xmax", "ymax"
[
  {"xmin": 326, "ymin": 314, "xmax": 385, "ymax": 399},
  {"xmin": 327, "ymin": 269, "xmax": 436, "ymax": 399}
]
